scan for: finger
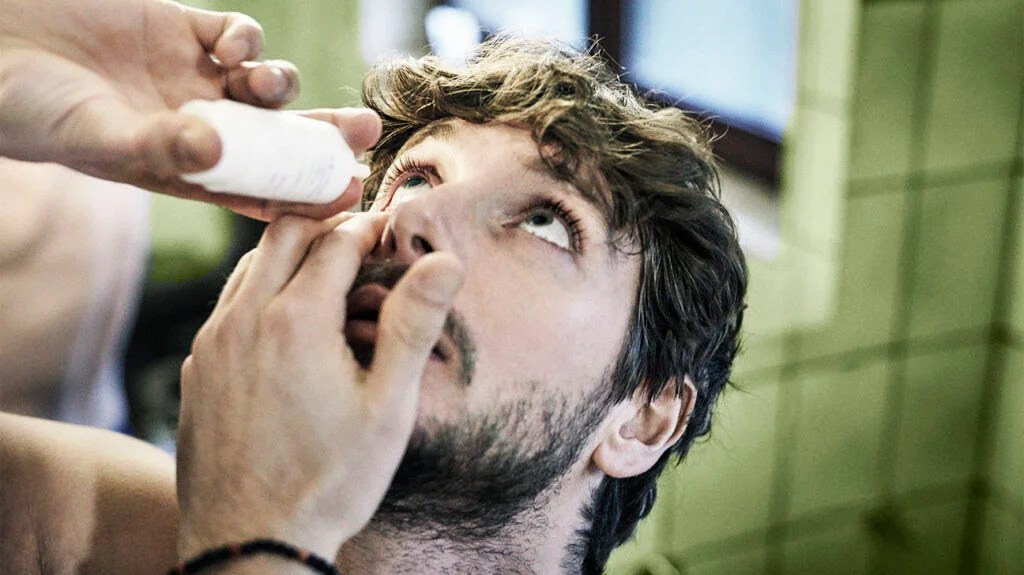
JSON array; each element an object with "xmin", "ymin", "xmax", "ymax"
[
  {"xmin": 293, "ymin": 108, "xmax": 383, "ymax": 154},
  {"xmin": 234, "ymin": 215, "xmax": 343, "ymax": 306},
  {"xmin": 62, "ymin": 98, "xmax": 220, "ymax": 182},
  {"xmin": 257, "ymin": 175, "xmax": 364, "ymax": 220},
  {"xmin": 278, "ymin": 214, "xmax": 388, "ymax": 312},
  {"xmin": 225, "ymin": 60, "xmax": 300, "ymax": 109},
  {"xmin": 216, "ymin": 249, "xmax": 255, "ymax": 308},
  {"xmin": 160, "ymin": 177, "xmax": 361, "ymax": 222},
  {"xmin": 136, "ymin": 110, "xmax": 222, "ymax": 177},
  {"xmin": 187, "ymin": 8, "xmax": 265, "ymax": 67},
  {"xmin": 179, "ymin": 355, "xmax": 196, "ymax": 397},
  {"xmin": 368, "ymin": 253, "xmax": 464, "ymax": 402}
]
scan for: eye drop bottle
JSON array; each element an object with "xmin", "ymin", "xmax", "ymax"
[{"xmin": 178, "ymin": 99, "xmax": 371, "ymax": 204}]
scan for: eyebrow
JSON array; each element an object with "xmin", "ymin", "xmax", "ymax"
[
  {"xmin": 395, "ymin": 121, "xmax": 456, "ymax": 157},
  {"xmin": 389, "ymin": 122, "xmax": 606, "ymax": 226}
]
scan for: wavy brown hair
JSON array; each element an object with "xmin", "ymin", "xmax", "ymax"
[{"xmin": 361, "ymin": 36, "xmax": 747, "ymax": 574}]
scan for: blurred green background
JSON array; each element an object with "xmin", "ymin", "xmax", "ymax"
[{"xmin": 153, "ymin": 1, "xmax": 1024, "ymax": 573}]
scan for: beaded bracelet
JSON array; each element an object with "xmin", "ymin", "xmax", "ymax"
[{"xmin": 168, "ymin": 538, "xmax": 339, "ymax": 575}]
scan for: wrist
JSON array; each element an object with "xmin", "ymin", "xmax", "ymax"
[
  {"xmin": 178, "ymin": 515, "xmax": 344, "ymax": 563},
  {"xmin": 171, "ymin": 539, "xmax": 339, "ymax": 575}
]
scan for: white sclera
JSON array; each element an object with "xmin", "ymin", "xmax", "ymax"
[{"xmin": 179, "ymin": 99, "xmax": 370, "ymax": 204}]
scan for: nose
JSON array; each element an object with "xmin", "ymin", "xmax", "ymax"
[{"xmin": 373, "ymin": 193, "xmax": 451, "ymax": 265}]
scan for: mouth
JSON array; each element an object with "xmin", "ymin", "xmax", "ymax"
[{"xmin": 344, "ymin": 283, "xmax": 450, "ymax": 368}]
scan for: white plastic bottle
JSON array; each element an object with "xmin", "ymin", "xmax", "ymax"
[{"xmin": 179, "ymin": 99, "xmax": 371, "ymax": 204}]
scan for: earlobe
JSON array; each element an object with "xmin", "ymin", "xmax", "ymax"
[{"xmin": 592, "ymin": 378, "xmax": 697, "ymax": 478}]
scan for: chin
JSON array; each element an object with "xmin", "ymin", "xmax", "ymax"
[{"xmin": 411, "ymin": 364, "xmax": 464, "ymax": 422}]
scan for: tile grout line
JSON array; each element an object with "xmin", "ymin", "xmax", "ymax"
[
  {"xmin": 762, "ymin": 1, "xmax": 822, "ymax": 570},
  {"xmin": 871, "ymin": 1, "xmax": 941, "ymax": 572},
  {"xmin": 762, "ymin": 332, "xmax": 803, "ymax": 575},
  {"xmin": 671, "ymin": 479, "xmax": 976, "ymax": 568},
  {"xmin": 847, "ymin": 157, "xmax": 1022, "ymax": 198},
  {"xmin": 733, "ymin": 325, "xmax": 991, "ymax": 386},
  {"xmin": 957, "ymin": 9, "xmax": 1024, "ymax": 568}
]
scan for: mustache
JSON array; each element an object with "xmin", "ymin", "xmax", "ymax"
[{"xmin": 352, "ymin": 260, "xmax": 476, "ymax": 387}]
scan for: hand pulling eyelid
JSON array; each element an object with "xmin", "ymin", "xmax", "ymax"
[{"xmin": 179, "ymin": 99, "xmax": 371, "ymax": 203}]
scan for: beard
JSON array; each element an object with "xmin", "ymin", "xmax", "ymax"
[
  {"xmin": 374, "ymin": 380, "xmax": 614, "ymax": 541},
  {"xmin": 352, "ymin": 260, "xmax": 614, "ymax": 540}
]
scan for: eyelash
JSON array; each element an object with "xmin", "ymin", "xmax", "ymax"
[
  {"xmin": 380, "ymin": 157, "xmax": 585, "ymax": 253},
  {"xmin": 521, "ymin": 197, "xmax": 585, "ymax": 253},
  {"xmin": 380, "ymin": 156, "xmax": 436, "ymax": 205}
]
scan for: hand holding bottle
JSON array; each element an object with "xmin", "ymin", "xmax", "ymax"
[{"xmin": 0, "ymin": 0, "xmax": 379, "ymax": 220}]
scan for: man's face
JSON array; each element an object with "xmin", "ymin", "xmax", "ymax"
[{"xmin": 346, "ymin": 120, "xmax": 640, "ymax": 529}]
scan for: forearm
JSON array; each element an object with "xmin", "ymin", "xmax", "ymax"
[{"xmin": 0, "ymin": 413, "xmax": 178, "ymax": 575}]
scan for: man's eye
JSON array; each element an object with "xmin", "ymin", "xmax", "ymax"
[
  {"xmin": 519, "ymin": 208, "xmax": 571, "ymax": 250},
  {"xmin": 399, "ymin": 175, "xmax": 430, "ymax": 190},
  {"xmin": 391, "ymin": 174, "xmax": 432, "ymax": 205}
]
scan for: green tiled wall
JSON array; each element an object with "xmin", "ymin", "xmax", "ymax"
[
  {"xmin": 614, "ymin": 0, "xmax": 1024, "ymax": 573},
  {"xmin": 787, "ymin": 359, "xmax": 889, "ymax": 519}
]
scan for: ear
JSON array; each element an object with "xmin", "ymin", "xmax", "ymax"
[{"xmin": 591, "ymin": 378, "xmax": 697, "ymax": 479}]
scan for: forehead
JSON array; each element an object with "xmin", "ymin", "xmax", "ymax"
[
  {"xmin": 380, "ymin": 119, "xmax": 586, "ymax": 202},
  {"xmin": 401, "ymin": 119, "xmax": 539, "ymax": 164}
]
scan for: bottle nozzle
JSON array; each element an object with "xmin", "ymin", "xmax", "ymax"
[{"xmin": 353, "ymin": 163, "xmax": 371, "ymax": 180}]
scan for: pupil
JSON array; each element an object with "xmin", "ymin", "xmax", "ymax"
[{"xmin": 530, "ymin": 212, "xmax": 553, "ymax": 226}]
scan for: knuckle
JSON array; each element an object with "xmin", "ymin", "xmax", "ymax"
[
  {"xmin": 190, "ymin": 323, "xmax": 217, "ymax": 360},
  {"xmin": 317, "ymin": 226, "xmax": 359, "ymax": 256},
  {"xmin": 226, "ymin": 11, "xmax": 261, "ymax": 32},
  {"xmin": 235, "ymin": 249, "xmax": 256, "ymax": 269},
  {"xmin": 261, "ymin": 300, "xmax": 305, "ymax": 340},
  {"xmin": 180, "ymin": 354, "xmax": 194, "ymax": 375},
  {"xmin": 265, "ymin": 214, "xmax": 318, "ymax": 242},
  {"xmin": 237, "ymin": 13, "xmax": 264, "ymax": 37},
  {"xmin": 180, "ymin": 355, "xmax": 197, "ymax": 388},
  {"xmin": 193, "ymin": 308, "xmax": 247, "ymax": 356}
]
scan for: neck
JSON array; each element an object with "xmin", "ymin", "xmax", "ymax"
[{"xmin": 335, "ymin": 473, "xmax": 599, "ymax": 575}]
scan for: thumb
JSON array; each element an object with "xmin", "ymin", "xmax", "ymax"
[
  {"xmin": 133, "ymin": 110, "xmax": 222, "ymax": 177},
  {"xmin": 61, "ymin": 98, "xmax": 221, "ymax": 179},
  {"xmin": 369, "ymin": 253, "xmax": 465, "ymax": 403}
]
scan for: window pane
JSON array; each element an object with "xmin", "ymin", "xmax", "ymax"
[
  {"xmin": 623, "ymin": 0, "xmax": 798, "ymax": 141},
  {"xmin": 449, "ymin": 0, "xmax": 588, "ymax": 48}
]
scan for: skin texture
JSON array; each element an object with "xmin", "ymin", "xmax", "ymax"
[
  {"xmin": 0, "ymin": 120, "xmax": 695, "ymax": 574},
  {"xmin": 0, "ymin": 412, "xmax": 178, "ymax": 575},
  {"xmin": 178, "ymin": 120, "xmax": 694, "ymax": 574},
  {"xmin": 330, "ymin": 120, "xmax": 695, "ymax": 574},
  {"xmin": 177, "ymin": 212, "xmax": 466, "ymax": 561},
  {"xmin": 0, "ymin": 0, "xmax": 380, "ymax": 220}
]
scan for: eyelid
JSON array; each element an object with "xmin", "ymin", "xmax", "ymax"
[
  {"xmin": 380, "ymin": 156, "xmax": 440, "ymax": 208},
  {"xmin": 517, "ymin": 197, "xmax": 585, "ymax": 254}
]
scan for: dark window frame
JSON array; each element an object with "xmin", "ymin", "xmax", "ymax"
[
  {"xmin": 589, "ymin": 0, "xmax": 782, "ymax": 187},
  {"xmin": 434, "ymin": 0, "xmax": 783, "ymax": 186}
]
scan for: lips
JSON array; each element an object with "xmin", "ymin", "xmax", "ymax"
[{"xmin": 344, "ymin": 283, "xmax": 450, "ymax": 366}]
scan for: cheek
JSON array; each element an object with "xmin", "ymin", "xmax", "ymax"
[{"xmin": 460, "ymin": 266, "xmax": 633, "ymax": 384}]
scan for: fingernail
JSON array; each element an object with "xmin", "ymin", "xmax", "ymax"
[
  {"xmin": 231, "ymin": 35, "xmax": 254, "ymax": 65},
  {"xmin": 174, "ymin": 127, "xmax": 207, "ymax": 172},
  {"xmin": 267, "ymin": 66, "xmax": 290, "ymax": 99}
]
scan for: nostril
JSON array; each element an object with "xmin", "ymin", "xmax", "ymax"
[{"xmin": 411, "ymin": 235, "xmax": 434, "ymax": 255}]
